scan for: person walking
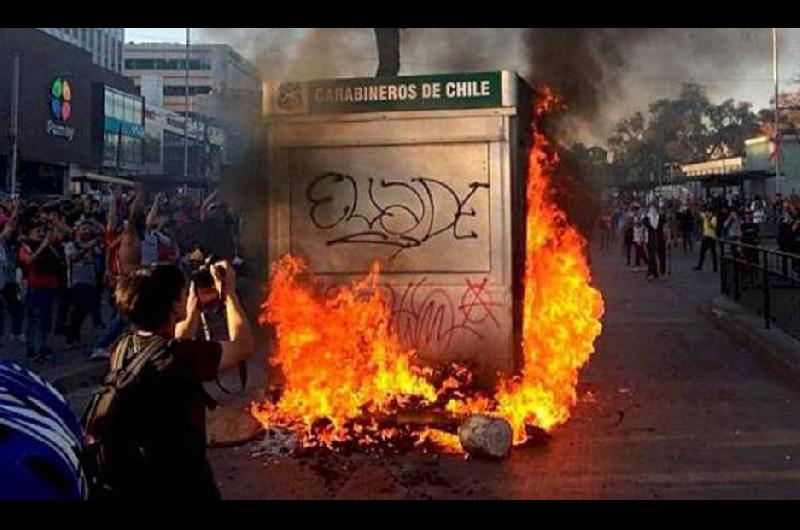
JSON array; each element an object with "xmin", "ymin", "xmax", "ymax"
[
  {"xmin": 644, "ymin": 204, "xmax": 666, "ymax": 280},
  {"xmin": 599, "ymin": 209, "xmax": 613, "ymax": 251},
  {"xmin": 631, "ymin": 213, "xmax": 648, "ymax": 272},
  {"xmin": 679, "ymin": 204, "xmax": 696, "ymax": 254},
  {"xmin": 694, "ymin": 206, "xmax": 718, "ymax": 272}
]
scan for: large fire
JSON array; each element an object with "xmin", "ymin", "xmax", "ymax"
[{"xmin": 251, "ymin": 88, "xmax": 604, "ymax": 452}]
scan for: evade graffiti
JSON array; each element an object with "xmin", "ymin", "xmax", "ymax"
[{"xmin": 305, "ymin": 172, "xmax": 489, "ymax": 260}]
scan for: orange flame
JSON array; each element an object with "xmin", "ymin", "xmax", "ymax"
[
  {"xmin": 252, "ymin": 87, "xmax": 604, "ymax": 451},
  {"xmin": 494, "ymin": 86, "xmax": 604, "ymax": 443},
  {"xmin": 251, "ymin": 255, "xmax": 437, "ymax": 445}
]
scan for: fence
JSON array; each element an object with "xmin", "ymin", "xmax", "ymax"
[{"xmin": 719, "ymin": 239, "xmax": 800, "ymax": 340}]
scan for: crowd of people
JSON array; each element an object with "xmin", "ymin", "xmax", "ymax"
[
  {"xmin": 0, "ymin": 184, "xmax": 242, "ymax": 363},
  {"xmin": 598, "ymin": 193, "xmax": 800, "ymax": 278},
  {"xmin": 0, "ymin": 183, "xmax": 254, "ymax": 500}
]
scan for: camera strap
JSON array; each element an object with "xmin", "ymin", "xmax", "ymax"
[{"xmin": 200, "ymin": 311, "xmax": 248, "ymax": 395}]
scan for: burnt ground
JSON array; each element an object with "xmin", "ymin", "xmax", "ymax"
[{"xmin": 212, "ymin": 244, "xmax": 800, "ymax": 498}]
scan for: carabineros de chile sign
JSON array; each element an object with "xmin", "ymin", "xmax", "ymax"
[{"xmin": 302, "ymin": 72, "xmax": 503, "ymax": 114}]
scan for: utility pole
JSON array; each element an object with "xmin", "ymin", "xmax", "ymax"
[
  {"xmin": 773, "ymin": 28, "xmax": 781, "ymax": 194},
  {"xmin": 9, "ymin": 54, "xmax": 20, "ymax": 196},
  {"xmin": 184, "ymin": 27, "xmax": 190, "ymax": 179}
]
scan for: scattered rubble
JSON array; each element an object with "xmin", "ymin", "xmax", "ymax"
[{"xmin": 250, "ymin": 427, "xmax": 300, "ymax": 458}]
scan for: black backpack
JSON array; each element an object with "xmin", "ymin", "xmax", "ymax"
[{"xmin": 81, "ymin": 333, "xmax": 171, "ymax": 499}]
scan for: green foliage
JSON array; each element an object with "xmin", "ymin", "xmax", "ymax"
[{"xmin": 604, "ymin": 83, "xmax": 763, "ymax": 186}]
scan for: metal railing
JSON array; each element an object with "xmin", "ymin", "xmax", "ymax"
[{"xmin": 719, "ymin": 239, "xmax": 800, "ymax": 340}]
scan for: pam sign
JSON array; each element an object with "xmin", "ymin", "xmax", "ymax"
[{"xmin": 307, "ymin": 72, "xmax": 503, "ymax": 113}]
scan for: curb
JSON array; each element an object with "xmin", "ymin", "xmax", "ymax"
[{"xmin": 700, "ymin": 296, "xmax": 800, "ymax": 391}]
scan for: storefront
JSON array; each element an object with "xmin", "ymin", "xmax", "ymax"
[{"xmin": 0, "ymin": 28, "xmax": 140, "ymax": 197}]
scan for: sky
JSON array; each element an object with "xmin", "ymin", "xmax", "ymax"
[{"xmin": 125, "ymin": 28, "xmax": 800, "ymax": 142}]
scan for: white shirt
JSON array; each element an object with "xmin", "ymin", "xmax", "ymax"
[{"xmin": 141, "ymin": 229, "xmax": 172, "ymax": 265}]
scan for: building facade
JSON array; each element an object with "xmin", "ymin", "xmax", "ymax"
[
  {"xmin": 744, "ymin": 135, "xmax": 800, "ymax": 197},
  {"xmin": 122, "ymin": 42, "xmax": 260, "ymax": 117},
  {"xmin": 123, "ymin": 42, "xmax": 261, "ymax": 176},
  {"xmin": 0, "ymin": 28, "xmax": 142, "ymax": 196},
  {"xmin": 143, "ymin": 104, "xmax": 224, "ymax": 184},
  {"xmin": 37, "ymin": 28, "xmax": 124, "ymax": 73}
]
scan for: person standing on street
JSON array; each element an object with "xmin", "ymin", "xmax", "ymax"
[
  {"xmin": 694, "ymin": 206, "xmax": 718, "ymax": 272},
  {"xmin": 679, "ymin": 203, "xmax": 696, "ymax": 254}
]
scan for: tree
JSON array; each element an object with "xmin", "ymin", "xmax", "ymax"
[
  {"xmin": 606, "ymin": 83, "xmax": 762, "ymax": 186},
  {"xmin": 706, "ymin": 99, "xmax": 761, "ymax": 159},
  {"xmin": 646, "ymin": 83, "xmax": 710, "ymax": 164}
]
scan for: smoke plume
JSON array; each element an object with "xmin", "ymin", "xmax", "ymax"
[{"xmin": 198, "ymin": 28, "xmax": 781, "ymax": 144}]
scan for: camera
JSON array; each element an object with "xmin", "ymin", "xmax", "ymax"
[
  {"xmin": 190, "ymin": 254, "xmax": 223, "ymax": 288},
  {"xmin": 190, "ymin": 255, "xmax": 224, "ymax": 310}
]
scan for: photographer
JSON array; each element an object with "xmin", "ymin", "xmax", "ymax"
[{"xmin": 84, "ymin": 260, "xmax": 254, "ymax": 499}]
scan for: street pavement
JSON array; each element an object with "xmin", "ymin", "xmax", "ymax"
[{"xmin": 209, "ymin": 241, "xmax": 800, "ymax": 499}]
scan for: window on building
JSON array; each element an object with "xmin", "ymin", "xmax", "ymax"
[
  {"xmin": 144, "ymin": 134, "xmax": 162, "ymax": 164},
  {"xmin": 163, "ymin": 85, "xmax": 213, "ymax": 97},
  {"xmin": 103, "ymin": 34, "xmax": 109, "ymax": 68},
  {"xmin": 124, "ymin": 58, "xmax": 213, "ymax": 70}
]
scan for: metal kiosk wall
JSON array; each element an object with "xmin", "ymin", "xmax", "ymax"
[{"xmin": 263, "ymin": 71, "xmax": 532, "ymax": 383}]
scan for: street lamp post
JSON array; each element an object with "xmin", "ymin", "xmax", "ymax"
[
  {"xmin": 184, "ymin": 27, "xmax": 190, "ymax": 180},
  {"xmin": 9, "ymin": 54, "xmax": 20, "ymax": 196},
  {"xmin": 773, "ymin": 28, "xmax": 781, "ymax": 194}
]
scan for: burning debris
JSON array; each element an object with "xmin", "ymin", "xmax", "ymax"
[{"xmin": 250, "ymin": 87, "xmax": 604, "ymax": 457}]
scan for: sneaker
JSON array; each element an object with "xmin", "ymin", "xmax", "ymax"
[
  {"xmin": 12, "ymin": 335, "xmax": 24, "ymax": 343},
  {"xmin": 26, "ymin": 347, "xmax": 36, "ymax": 359},
  {"xmin": 90, "ymin": 348, "xmax": 110, "ymax": 360},
  {"xmin": 693, "ymin": 266, "xmax": 702, "ymax": 271}
]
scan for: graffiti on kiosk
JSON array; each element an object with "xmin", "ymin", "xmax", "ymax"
[
  {"xmin": 305, "ymin": 172, "xmax": 489, "ymax": 260},
  {"xmin": 382, "ymin": 277, "xmax": 502, "ymax": 357}
]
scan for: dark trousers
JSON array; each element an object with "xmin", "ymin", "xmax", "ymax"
[
  {"xmin": 647, "ymin": 240, "xmax": 660, "ymax": 277},
  {"xmin": 67, "ymin": 283, "xmax": 96, "ymax": 344},
  {"xmin": 0, "ymin": 282, "xmax": 24, "ymax": 337},
  {"xmin": 25, "ymin": 287, "xmax": 57, "ymax": 355},
  {"xmin": 91, "ymin": 284, "xmax": 104, "ymax": 327},
  {"xmin": 697, "ymin": 236, "xmax": 718, "ymax": 272},
  {"xmin": 633, "ymin": 243, "xmax": 647, "ymax": 267},
  {"xmin": 600, "ymin": 228, "xmax": 611, "ymax": 250},
  {"xmin": 682, "ymin": 229, "xmax": 694, "ymax": 253},
  {"xmin": 54, "ymin": 287, "xmax": 70, "ymax": 335}
]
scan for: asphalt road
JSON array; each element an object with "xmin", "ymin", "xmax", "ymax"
[{"xmin": 209, "ymin": 242, "xmax": 800, "ymax": 499}]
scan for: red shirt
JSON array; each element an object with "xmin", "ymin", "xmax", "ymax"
[
  {"xmin": 105, "ymin": 228, "xmax": 122, "ymax": 279},
  {"xmin": 18, "ymin": 244, "xmax": 60, "ymax": 289}
]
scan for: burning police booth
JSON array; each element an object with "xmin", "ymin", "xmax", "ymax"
[{"xmin": 250, "ymin": 72, "xmax": 604, "ymax": 456}]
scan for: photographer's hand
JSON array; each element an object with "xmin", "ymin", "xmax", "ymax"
[
  {"xmin": 211, "ymin": 261, "xmax": 236, "ymax": 300},
  {"xmin": 175, "ymin": 280, "xmax": 201, "ymax": 339},
  {"xmin": 213, "ymin": 262, "xmax": 254, "ymax": 372}
]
